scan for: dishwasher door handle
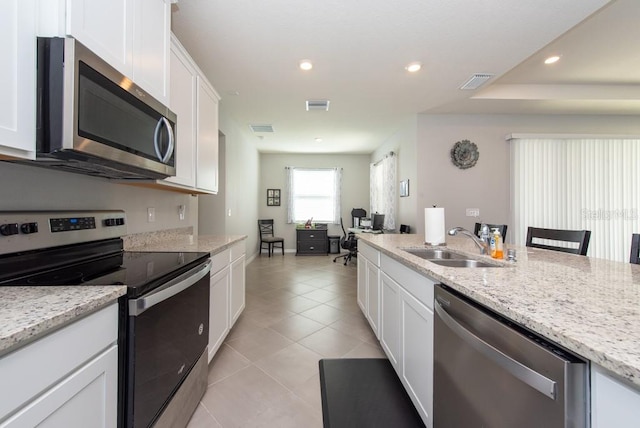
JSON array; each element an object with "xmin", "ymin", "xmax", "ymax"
[
  {"xmin": 129, "ymin": 259, "xmax": 212, "ymax": 316},
  {"xmin": 435, "ymin": 299, "xmax": 557, "ymax": 400}
]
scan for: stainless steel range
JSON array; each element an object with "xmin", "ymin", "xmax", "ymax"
[{"xmin": 0, "ymin": 211, "xmax": 211, "ymax": 428}]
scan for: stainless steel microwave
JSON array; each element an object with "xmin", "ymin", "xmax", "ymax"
[{"xmin": 31, "ymin": 37, "xmax": 176, "ymax": 179}]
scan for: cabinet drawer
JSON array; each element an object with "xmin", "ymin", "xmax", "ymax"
[
  {"xmin": 297, "ymin": 242, "xmax": 327, "ymax": 253},
  {"xmin": 210, "ymin": 249, "xmax": 230, "ymax": 276},
  {"xmin": 230, "ymin": 240, "xmax": 246, "ymax": 261},
  {"xmin": 359, "ymin": 241, "xmax": 380, "ymax": 266},
  {"xmin": 0, "ymin": 304, "xmax": 117, "ymax": 419}
]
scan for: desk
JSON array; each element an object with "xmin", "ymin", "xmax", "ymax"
[{"xmin": 348, "ymin": 227, "xmax": 385, "ymax": 235}]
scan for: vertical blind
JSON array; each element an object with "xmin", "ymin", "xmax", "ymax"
[{"xmin": 510, "ymin": 136, "xmax": 640, "ymax": 262}]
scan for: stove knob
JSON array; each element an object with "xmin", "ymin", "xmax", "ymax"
[
  {"xmin": 0, "ymin": 223, "xmax": 19, "ymax": 236},
  {"xmin": 20, "ymin": 222, "xmax": 38, "ymax": 234}
]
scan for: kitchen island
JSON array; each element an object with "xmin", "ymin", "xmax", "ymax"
[{"xmin": 356, "ymin": 232, "xmax": 640, "ymax": 427}]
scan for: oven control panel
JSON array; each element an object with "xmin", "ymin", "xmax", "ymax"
[{"xmin": 0, "ymin": 210, "xmax": 127, "ymax": 255}]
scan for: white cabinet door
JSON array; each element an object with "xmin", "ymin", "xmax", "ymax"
[
  {"xmin": 380, "ymin": 272, "xmax": 401, "ymax": 369},
  {"xmin": 165, "ymin": 38, "xmax": 197, "ymax": 188},
  {"xmin": 357, "ymin": 256, "xmax": 367, "ymax": 312},
  {"xmin": 365, "ymin": 260, "xmax": 380, "ymax": 337},
  {"xmin": 132, "ymin": 0, "xmax": 170, "ymax": 104},
  {"xmin": 591, "ymin": 364, "xmax": 640, "ymax": 428},
  {"xmin": 230, "ymin": 254, "xmax": 246, "ymax": 326},
  {"xmin": 209, "ymin": 266, "xmax": 230, "ymax": 363},
  {"xmin": 196, "ymin": 77, "xmax": 220, "ymax": 193},
  {"xmin": 0, "ymin": 0, "xmax": 36, "ymax": 159},
  {"xmin": 66, "ymin": 0, "xmax": 133, "ymax": 76},
  {"xmin": 1, "ymin": 346, "xmax": 118, "ymax": 428},
  {"xmin": 400, "ymin": 287, "xmax": 433, "ymax": 427}
]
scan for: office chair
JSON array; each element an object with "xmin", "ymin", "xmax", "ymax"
[
  {"xmin": 258, "ymin": 219, "xmax": 284, "ymax": 257},
  {"xmin": 631, "ymin": 234, "xmax": 640, "ymax": 264},
  {"xmin": 333, "ymin": 218, "xmax": 358, "ymax": 265},
  {"xmin": 525, "ymin": 227, "xmax": 591, "ymax": 256},
  {"xmin": 474, "ymin": 223, "xmax": 508, "ymax": 241}
]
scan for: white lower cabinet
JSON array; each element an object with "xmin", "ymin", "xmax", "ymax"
[
  {"xmin": 357, "ymin": 256, "xmax": 367, "ymax": 312},
  {"xmin": 365, "ymin": 261, "xmax": 380, "ymax": 337},
  {"xmin": 208, "ymin": 241, "xmax": 246, "ymax": 363},
  {"xmin": 380, "ymin": 272, "xmax": 401, "ymax": 369},
  {"xmin": 0, "ymin": 304, "xmax": 118, "ymax": 427},
  {"xmin": 591, "ymin": 364, "xmax": 640, "ymax": 427},
  {"xmin": 208, "ymin": 264, "xmax": 230, "ymax": 362},
  {"xmin": 399, "ymin": 286, "xmax": 433, "ymax": 426}
]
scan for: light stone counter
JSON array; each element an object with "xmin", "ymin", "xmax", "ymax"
[
  {"xmin": 124, "ymin": 230, "xmax": 247, "ymax": 255},
  {"xmin": 0, "ymin": 285, "xmax": 126, "ymax": 356},
  {"xmin": 357, "ymin": 233, "xmax": 640, "ymax": 387}
]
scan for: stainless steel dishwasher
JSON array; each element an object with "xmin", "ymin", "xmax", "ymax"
[{"xmin": 434, "ymin": 284, "xmax": 588, "ymax": 428}]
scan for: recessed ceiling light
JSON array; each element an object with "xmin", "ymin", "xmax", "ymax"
[
  {"xmin": 299, "ymin": 60, "xmax": 313, "ymax": 71},
  {"xmin": 315, "ymin": 137, "xmax": 323, "ymax": 142},
  {"xmin": 544, "ymin": 55, "xmax": 561, "ymax": 65},
  {"xmin": 405, "ymin": 62, "xmax": 422, "ymax": 73}
]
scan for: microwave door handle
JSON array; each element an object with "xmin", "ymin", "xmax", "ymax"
[
  {"xmin": 153, "ymin": 117, "xmax": 175, "ymax": 163},
  {"xmin": 129, "ymin": 260, "xmax": 212, "ymax": 316},
  {"xmin": 434, "ymin": 299, "xmax": 557, "ymax": 400}
]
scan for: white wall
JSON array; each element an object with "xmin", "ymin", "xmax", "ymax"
[
  {"xmin": 199, "ymin": 132, "xmax": 226, "ymax": 235},
  {"xmin": 371, "ymin": 117, "xmax": 418, "ymax": 233},
  {"xmin": 416, "ymin": 114, "xmax": 640, "ymax": 242},
  {"xmin": 259, "ymin": 153, "xmax": 370, "ymax": 252},
  {"xmin": 0, "ymin": 162, "xmax": 198, "ymax": 233}
]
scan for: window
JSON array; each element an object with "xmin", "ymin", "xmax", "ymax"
[{"xmin": 286, "ymin": 167, "xmax": 342, "ymax": 224}]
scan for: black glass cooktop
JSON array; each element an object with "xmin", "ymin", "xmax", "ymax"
[{"xmin": 0, "ymin": 239, "xmax": 209, "ymax": 298}]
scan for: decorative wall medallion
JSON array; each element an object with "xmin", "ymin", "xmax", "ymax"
[{"xmin": 451, "ymin": 139, "xmax": 479, "ymax": 169}]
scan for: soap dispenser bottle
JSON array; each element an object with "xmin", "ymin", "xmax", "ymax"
[{"xmin": 490, "ymin": 228, "xmax": 504, "ymax": 259}]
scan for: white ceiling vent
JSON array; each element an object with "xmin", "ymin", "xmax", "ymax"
[
  {"xmin": 249, "ymin": 124, "xmax": 274, "ymax": 133},
  {"xmin": 306, "ymin": 100, "xmax": 330, "ymax": 111},
  {"xmin": 459, "ymin": 73, "xmax": 495, "ymax": 90}
]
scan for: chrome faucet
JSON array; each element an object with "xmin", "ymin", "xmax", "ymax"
[{"xmin": 448, "ymin": 227, "xmax": 489, "ymax": 255}]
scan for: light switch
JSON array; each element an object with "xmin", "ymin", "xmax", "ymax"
[
  {"xmin": 466, "ymin": 208, "xmax": 480, "ymax": 217},
  {"xmin": 147, "ymin": 207, "xmax": 156, "ymax": 222}
]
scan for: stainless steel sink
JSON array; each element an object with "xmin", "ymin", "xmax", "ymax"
[
  {"xmin": 428, "ymin": 259, "xmax": 502, "ymax": 268},
  {"xmin": 401, "ymin": 248, "xmax": 467, "ymax": 260}
]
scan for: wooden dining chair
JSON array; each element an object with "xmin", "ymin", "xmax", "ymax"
[
  {"xmin": 630, "ymin": 234, "xmax": 640, "ymax": 264},
  {"xmin": 525, "ymin": 227, "xmax": 591, "ymax": 256},
  {"xmin": 258, "ymin": 219, "xmax": 284, "ymax": 257},
  {"xmin": 474, "ymin": 223, "xmax": 508, "ymax": 241}
]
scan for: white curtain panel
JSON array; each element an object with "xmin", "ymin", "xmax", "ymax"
[
  {"xmin": 510, "ymin": 137, "xmax": 640, "ymax": 262},
  {"xmin": 370, "ymin": 153, "xmax": 397, "ymax": 230}
]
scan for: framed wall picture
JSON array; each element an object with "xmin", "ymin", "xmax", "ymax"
[
  {"xmin": 267, "ymin": 189, "xmax": 281, "ymax": 206},
  {"xmin": 400, "ymin": 179, "xmax": 409, "ymax": 197}
]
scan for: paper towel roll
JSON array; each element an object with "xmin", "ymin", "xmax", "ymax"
[{"xmin": 424, "ymin": 207, "xmax": 445, "ymax": 245}]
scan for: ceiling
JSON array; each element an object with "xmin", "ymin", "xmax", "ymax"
[{"xmin": 171, "ymin": 0, "xmax": 639, "ymax": 154}]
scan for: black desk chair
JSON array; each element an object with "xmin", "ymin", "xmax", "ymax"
[
  {"xmin": 474, "ymin": 223, "xmax": 507, "ymax": 241},
  {"xmin": 525, "ymin": 227, "xmax": 591, "ymax": 256},
  {"xmin": 333, "ymin": 218, "xmax": 358, "ymax": 265},
  {"xmin": 630, "ymin": 234, "xmax": 640, "ymax": 264},
  {"xmin": 258, "ymin": 219, "xmax": 284, "ymax": 257}
]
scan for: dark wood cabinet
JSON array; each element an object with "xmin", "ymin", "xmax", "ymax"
[{"xmin": 296, "ymin": 228, "xmax": 328, "ymax": 255}]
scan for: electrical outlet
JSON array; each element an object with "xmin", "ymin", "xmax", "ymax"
[
  {"xmin": 466, "ymin": 208, "xmax": 480, "ymax": 217},
  {"xmin": 228, "ymin": 209, "xmax": 232, "ymax": 217},
  {"xmin": 147, "ymin": 207, "xmax": 156, "ymax": 222},
  {"xmin": 178, "ymin": 204, "xmax": 186, "ymax": 220}
]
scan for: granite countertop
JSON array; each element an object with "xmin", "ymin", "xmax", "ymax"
[
  {"xmin": 0, "ymin": 231, "xmax": 246, "ymax": 357},
  {"xmin": 0, "ymin": 285, "xmax": 127, "ymax": 356},
  {"xmin": 357, "ymin": 233, "xmax": 640, "ymax": 387},
  {"xmin": 124, "ymin": 233, "xmax": 247, "ymax": 254}
]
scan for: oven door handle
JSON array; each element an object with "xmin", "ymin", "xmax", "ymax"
[
  {"xmin": 129, "ymin": 259, "xmax": 212, "ymax": 316},
  {"xmin": 434, "ymin": 298, "xmax": 557, "ymax": 400}
]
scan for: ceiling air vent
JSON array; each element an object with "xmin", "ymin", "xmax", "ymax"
[
  {"xmin": 249, "ymin": 124, "xmax": 274, "ymax": 133},
  {"xmin": 459, "ymin": 73, "xmax": 494, "ymax": 90},
  {"xmin": 306, "ymin": 100, "xmax": 330, "ymax": 111}
]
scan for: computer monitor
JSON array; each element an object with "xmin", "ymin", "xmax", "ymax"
[{"xmin": 372, "ymin": 213, "xmax": 385, "ymax": 231}]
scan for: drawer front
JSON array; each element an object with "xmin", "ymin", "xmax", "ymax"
[
  {"xmin": 297, "ymin": 241, "xmax": 327, "ymax": 254},
  {"xmin": 210, "ymin": 249, "xmax": 230, "ymax": 276}
]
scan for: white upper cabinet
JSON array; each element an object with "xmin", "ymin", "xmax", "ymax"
[
  {"xmin": 0, "ymin": 0, "xmax": 36, "ymax": 159},
  {"xmin": 196, "ymin": 76, "xmax": 220, "ymax": 193},
  {"xmin": 132, "ymin": 0, "xmax": 171, "ymax": 104},
  {"xmin": 41, "ymin": 0, "xmax": 170, "ymax": 104},
  {"xmin": 66, "ymin": 0, "xmax": 133, "ymax": 76},
  {"xmin": 165, "ymin": 38, "xmax": 197, "ymax": 188}
]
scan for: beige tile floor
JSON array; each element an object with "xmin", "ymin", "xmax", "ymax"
[{"xmin": 187, "ymin": 252, "xmax": 386, "ymax": 428}]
